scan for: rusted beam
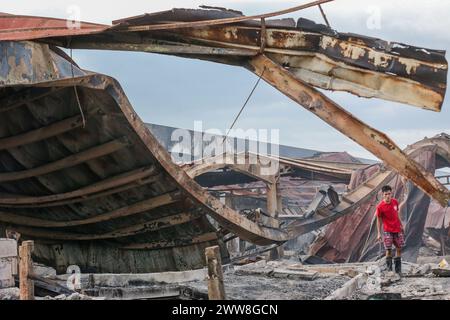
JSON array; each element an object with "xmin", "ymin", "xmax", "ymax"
[
  {"xmin": 0, "ymin": 115, "xmax": 83, "ymax": 151},
  {"xmin": 0, "ymin": 191, "xmax": 182, "ymax": 227},
  {"xmin": 68, "ymin": 40, "xmax": 257, "ymax": 56},
  {"xmin": 0, "ymin": 166, "xmax": 157, "ymax": 205},
  {"xmin": 174, "ymin": 24, "xmax": 446, "ymax": 110},
  {"xmin": 120, "ymin": 232, "xmax": 218, "ymax": 250},
  {"xmin": 6, "ymin": 212, "xmax": 201, "ymax": 240},
  {"xmin": 205, "ymin": 245, "xmax": 226, "ymax": 300},
  {"xmin": 0, "ymin": 137, "xmax": 130, "ymax": 182},
  {"xmin": 246, "ymin": 55, "xmax": 450, "ymax": 207},
  {"xmin": 19, "ymin": 240, "xmax": 34, "ymax": 300}
]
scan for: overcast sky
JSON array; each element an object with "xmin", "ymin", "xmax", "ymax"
[{"xmin": 3, "ymin": 1, "xmax": 450, "ymax": 160}]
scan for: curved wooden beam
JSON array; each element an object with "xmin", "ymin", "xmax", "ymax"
[
  {"xmin": 120, "ymin": 232, "xmax": 218, "ymax": 250},
  {"xmin": 12, "ymin": 173, "xmax": 164, "ymax": 208},
  {"xmin": 7, "ymin": 212, "xmax": 201, "ymax": 240},
  {"xmin": 185, "ymin": 152, "xmax": 277, "ymax": 185},
  {"xmin": 0, "ymin": 137, "xmax": 130, "ymax": 182},
  {"xmin": 0, "ymin": 166, "xmax": 157, "ymax": 205},
  {"xmin": 0, "ymin": 191, "xmax": 182, "ymax": 227},
  {"xmin": 0, "ymin": 115, "xmax": 83, "ymax": 150}
]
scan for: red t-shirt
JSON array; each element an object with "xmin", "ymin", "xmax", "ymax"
[{"xmin": 376, "ymin": 198, "xmax": 402, "ymax": 233}]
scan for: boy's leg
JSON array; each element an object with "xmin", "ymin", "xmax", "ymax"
[
  {"xmin": 384, "ymin": 232, "xmax": 393, "ymax": 271},
  {"xmin": 393, "ymin": 232, "xmax": 405, "ymax": 274}
]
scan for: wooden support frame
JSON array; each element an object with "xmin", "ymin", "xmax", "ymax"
[
  {"xmin": 120, "ymin": 232, "xmax": 218, "ymax": 250},
  {"xmin": 0, "ymin": 137, "xmax": 130, "ymax": 182},
  {"xmin": 0, "ymin": 115, "xmax": 83, "ymax": 151},
  {"xmin": 0, "ymin": 191, "xmax": 182, "ymax": 227},
  {"xmin": 7, "ymin": 212, "xmax": 201, "ymax": 240},
  {"xmin": 5, "ymin": 173, "xmax": 164, "ymax": 209},
  {"xmin": 0, "ymin": 166, "xmax": 157, "ymax": 206}
]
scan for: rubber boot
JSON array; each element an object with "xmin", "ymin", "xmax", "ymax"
[
  {"xmin": 386, "ymin": 256, "xmax": 393, "ymax": 271},
  {"xmin": 394, "ymin": 257, "xmax": 402, "ymax": 274}
]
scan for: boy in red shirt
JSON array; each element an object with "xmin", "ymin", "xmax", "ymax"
[{"xmin": 376, "ymin": 185, "xmax": 405, "ymax": 274}]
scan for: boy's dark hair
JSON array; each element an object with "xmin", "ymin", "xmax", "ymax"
[{"xmin": 381, "ymin": 185, "xmax": 392, "ymax": 193}]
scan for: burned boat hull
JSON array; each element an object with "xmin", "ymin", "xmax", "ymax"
[{"xmin": 0, "ymin": 41, "xmax": 289, "ymax": 273}]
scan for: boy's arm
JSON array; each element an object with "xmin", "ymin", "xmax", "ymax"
[
  {"xmin": 398, "ymin": 199, "xmax": 406, "ymax": 231},
  {"xmin": 376, "ymin": 208, "xmax": 382, "ymax": 241}
]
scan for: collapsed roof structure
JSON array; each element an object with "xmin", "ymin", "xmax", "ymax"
[{"xmin": 0, "ymin": 1, "xmax": 448, "ymax": 272}]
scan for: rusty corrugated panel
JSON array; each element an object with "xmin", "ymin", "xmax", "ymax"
[{"xmin": 425, "ymin": 201, "xmax": 450, "ymax": 230}]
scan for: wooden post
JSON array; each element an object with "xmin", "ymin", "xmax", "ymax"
[
  {"xmin": 441, "ymin": 228, "xmax": 446, "ymax": 256},
  {"xmin": 205, "ymin": 246, "xmax": 226, "ymax": 300},
  {"xmin": 266, "ymin": 182, "xmax": 278, "ymax": 218},
  {"xmin": 267, "ymin": 182, "xmax": 283, "ymax": 260},
  {"xmin": 19, "ymin": 240, "xmax": 34, "ymax": 300},
  {"xmin": 277, "ymin": 182, "xmax": 283, "ymax": 215}
]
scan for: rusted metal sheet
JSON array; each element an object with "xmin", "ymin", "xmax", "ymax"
[
  {"xmin": 0, "ymin": 13, "xmax": 108, "ymax": 41},
  {"xmin": 0, "ymin": 8, "xmax": 446, "ymax": 110}
]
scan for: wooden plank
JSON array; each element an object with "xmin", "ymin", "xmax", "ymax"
[
  {"xmin": 363, "ymin": 182, "xmax": 376, "ymax": 189},
  {"xmin": 0, "ymin": 191, "xmax": 182, "ymax": 227},
  {"xmin": 0, "ymin": 115, "xmax": 83, "ymax": 151},
  {"xmin": 121, "ymin": 232, "xmax": 218, "ymax": 250},
  {"xmin": 19, "ymin": 240, "xmax": 34, "ymax": 300},
  {"xmin": 341, "ymin": 196, "xmax": 354, "ymax": 205},
  {"xmin": 7, "ymin": 212, "xmax": 202, "ymax": 240},
  {"xmin": 0, "ymin": 137, "xmax": 130, "ymax": 182},
  {"xmin": 4, "ymin": 173, "xmax": 164, "ymax": 209},
  {"xmin": 28, "ymin": 274, "xmax": 74, "ymax": 295},
  {"xmin": 205, "ymin": 245, "xmax": 226, "ymax": 300},
  {"xmin": 0, "ymin": 166, "xmax": 157, "ymax": 205}
]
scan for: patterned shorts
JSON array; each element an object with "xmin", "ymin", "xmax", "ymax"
[{"xmin": 383, "ymin": 232, "xmax": 404, "ymax": 250}]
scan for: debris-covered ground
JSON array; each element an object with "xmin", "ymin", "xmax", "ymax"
[
  {"xmin": 2, "ymin": 249, "xmax": 449, "ymax": 300},
  {"xmin": 187, "ymin": 260, "xmax": 351, "ymax": 300}
]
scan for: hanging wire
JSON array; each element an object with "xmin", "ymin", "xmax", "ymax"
[
  {"xmin": 70, "ymin": 48, "xmax": 87, "ymax": 128},
  {"xmin": 318, "ymin": 4, "xmax": 331, "ymax": 28},
  {"xmin": 222, "ymin": 66, "xmax": 266, "ymax": 144}
]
